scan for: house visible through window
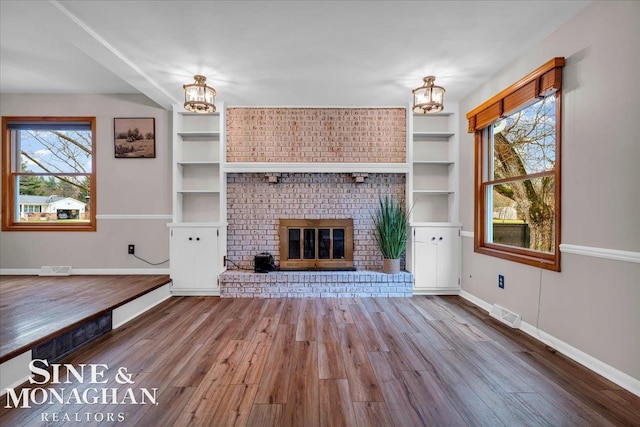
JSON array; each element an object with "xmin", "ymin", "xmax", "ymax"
[
  {"xmin": 467, "ymin": 58, "xmax": 564, "ymax": 271},
  {"xmin": 2, "ymin": 117, "xmax": 96, "ymax": 231}
]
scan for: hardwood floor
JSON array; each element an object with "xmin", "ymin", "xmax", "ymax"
[
  {"xmin": 0, "ymin": 275, "xmax": 171, "ymax": 362},
  {"xmin": 1, "ymin": 295, "xmax": 639, "ymax": 426}
]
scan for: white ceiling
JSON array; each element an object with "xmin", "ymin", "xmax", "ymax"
[{"xmin": 1, "ymin": 0, "xmax": 591, "ymax": 110}]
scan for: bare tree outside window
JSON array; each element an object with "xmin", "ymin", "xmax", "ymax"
[
  {"xmin": 470, "ymin": 58, "xmax": 563, "ymax": 271},
  {"xmin": 20, "ymin": 129, "xmax": 92, "ymax": 201},
  {"xmin": 2, "ymin": 117, "xmax": 96, "ymax": 231},
  {"xmin": 490, "ymin": 97, "xmax": 556, "ymax": 253}
]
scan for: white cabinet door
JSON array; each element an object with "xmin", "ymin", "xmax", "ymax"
[
  {"xmin": 434, "ymin": 227, "xmax": 460, "ymax": 288},
  {"xmin": 413, "ymin": 227, "xmax": 438, "ymax": 288},
  {"xmin": 413, "ymin": 226, "xmax": 460, "ymax": 291},
  {"xmin": 170, "ymin": 227, "xmax": 219, "ymax": 294}
]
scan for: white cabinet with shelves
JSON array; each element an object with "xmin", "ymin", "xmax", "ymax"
[
  {"xmin": 409, "ymin": 112, "xmax": 458, "ymax": 224},
  {"xmin": 412, "ymin": 225, "xmax": 461, "ymax": 294},
  {"xmin": 171, "ymin": 105, "xmax": 225, "ymax": 224},
  {"xmin": 169, "ymin": 104, "xmax": 226, "ymax": 295},
  {"xmin": 407, "ymin": 109, "xmax": 461, "ymax": 294},
  {"xmin": 172, "ymin": 106, "xmax": 225, "ymax": 225}
]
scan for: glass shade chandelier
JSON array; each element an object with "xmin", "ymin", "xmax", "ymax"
[
  {"xmin": 412, "ymin": 76, "xmax": 445, "ymax": 114},
  {"xmin": 183, "ymin": 75, "xmax": 216, "ymax": 113}
]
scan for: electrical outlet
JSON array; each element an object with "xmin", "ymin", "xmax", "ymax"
[
  {"xmin": 128, "ymin": 244, "xmax": 135, "ymax": 255},
  {"xmin": 498, "ymin": 274, "xmax": 504, "ymax": 289}
]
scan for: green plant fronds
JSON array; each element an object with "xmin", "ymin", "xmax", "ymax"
[{"xmin": 372, "ymin": 195, "xmax": 410, "ymax": 259}]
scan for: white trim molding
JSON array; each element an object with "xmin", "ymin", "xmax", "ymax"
[
  {"xmin": 459, "ymin": 290, "xmax": 640, "ymax": 397},
  {"xmin": 459, "ymin": 289, "xmax": 492, "ymax": 311},
  {"xmin": 458, "ymin": 234, "xmax": 638, "ymax": 264},
  {"xmin": 0, "ymin": 268, "xmax": 169, "ymax": 275},
  {"xmin": 0, "ymin": 351, "xmax": 31, "ymax": 394},
  {"xmin": 223, "ymin": 162, "xmax": 410, "ymax": 174},
  {"xmin": 170, "ymin": 288, "xmax": 220, "ymax": 296},
  {"xmin": 96, "ymin": 214, "xmax": 172, "ymax": 220},
  {"xmin": 560, "ymin": 243, "xmax": 640, "ymax": 264},
  {"xmin": 112, "ymin": 283, "xmax": 171, "ymax": 328}
]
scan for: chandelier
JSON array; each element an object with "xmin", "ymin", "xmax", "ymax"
[
  {"xmin": 183, "ymin": 75, "xmax": 216, "ymax": 113},
  {"xmin": 412, "ymin": 76, "xmax": 445, "ymax": 114}
]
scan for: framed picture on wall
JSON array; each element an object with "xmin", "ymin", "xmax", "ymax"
[{"xmin": 114, "ymin": 117, "xmax": 156, "ymax": 158}]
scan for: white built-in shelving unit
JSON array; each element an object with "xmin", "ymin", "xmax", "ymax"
[
  {"xmin": 407, "ymin": 109, "xmax": 461, "ymax": 294},
  {"xmin": 166, "ymin": 103, "xmax": 461, "ymax": 295},
  {"xmin": 409, "ymin": 112, "xmax": 458, "ymax": 224},
  {"xmin": 168, "ymin": 103, "xmax": 226, "ymax": 295}
]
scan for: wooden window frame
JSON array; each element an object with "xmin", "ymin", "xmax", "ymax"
[
  {"xmin": 467, "ymin": 58, "xmax": 564, "ymax": 271},
  {"xmin": 2, "ymin": 116, "xmax": 97, "ymax": 232}
]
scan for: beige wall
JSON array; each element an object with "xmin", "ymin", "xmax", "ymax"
[
  {"xmin": 0, "ymin": 94, "xmax": 172, "ymax": 271},
  {"xmin": 458, "ymin": 2, "xmax": 639, "ymax": 381}
]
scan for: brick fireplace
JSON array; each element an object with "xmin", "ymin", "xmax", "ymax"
[
  {"xmin": 219, "ymin": 107, "xmax": 413, "ymax": 297},
  {"xmin": 226, "ymin": 172, "xmax": 406, "ymax": 271}
]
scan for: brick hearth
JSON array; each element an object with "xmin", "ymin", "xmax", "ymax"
[{"xmin": 219, "ymin": 270, "xmax": 413, "ymax": 298}]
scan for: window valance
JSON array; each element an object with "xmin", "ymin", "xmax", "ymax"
[{"xmin": 466, "ymin": 57, "xmax": 565, "ymax": 133}]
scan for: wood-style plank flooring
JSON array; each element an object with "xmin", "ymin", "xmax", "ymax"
[
  {"xmin": 0, "ymin": 275, "xmax": 171, "ymax": 362},
  {"xmin": 1, "ymin": 295, "xmax": 639, "ymax": 426}
]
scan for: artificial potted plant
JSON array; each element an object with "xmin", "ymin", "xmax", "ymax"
[{"xmin": 372, "ymin": 195, "xmax": 410, "ymax": 274}]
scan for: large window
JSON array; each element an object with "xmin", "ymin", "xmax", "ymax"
[
  {"xmin": 2, "ymin": 117, "xmax": 96, "ymax": 231},
  {"xmin": 467, "ymin": 58, "xmax": 564, "ymax": 271}
]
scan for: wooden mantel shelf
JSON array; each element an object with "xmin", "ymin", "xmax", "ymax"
[{"xmin": 223, "ymin": 162, "xmax": 410, "ymax": 174}]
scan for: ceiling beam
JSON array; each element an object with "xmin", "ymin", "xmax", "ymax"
[{"xmin": 48, "ymin": 0, "xmax": 180, "ymax": 110}]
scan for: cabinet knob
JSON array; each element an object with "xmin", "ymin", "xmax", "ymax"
[
  {"xmin": 188, "ymin": 237, "xmax": 193, "ymax": 241},
  {"xmin": 439, "ymin": 237, "xmax": 443, "ymax": 241},
  {"xmin": 196, "ymin": 237, "xmax": 200, "ymax": 241},
  {"xmin": 431, "ymin": 237, "xmax": 436, "ymax": 241}
]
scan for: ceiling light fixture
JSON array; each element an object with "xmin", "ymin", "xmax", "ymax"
[
  {"xmin": 412, "ymin": 76, "xmax": 445, "ymax": 114},
  {"xmin": 183, "ymin": 75, "xmax": 216, "ymax": 113}
]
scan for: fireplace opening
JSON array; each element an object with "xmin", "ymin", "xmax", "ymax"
[{"xmin": 279, "ymin": 219, "xmax": 354, "ymax": 270}]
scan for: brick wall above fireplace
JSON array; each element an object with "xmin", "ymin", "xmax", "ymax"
[{"xmin": 226, "ymin": 107, "xmax": 406, "ymax": 163}]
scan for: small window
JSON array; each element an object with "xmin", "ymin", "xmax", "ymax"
[
  {"xmin": 467, "ymin": 58, "xmax": 564, "ymax": 271},
  {"xmin": 2, "ymin": 117, "xmax": 96, "ymax": 231}
]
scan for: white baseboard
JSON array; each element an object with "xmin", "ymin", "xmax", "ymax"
[
  {"xmin": 112, "ymin": 283, "xmax": 171, "ymax": 328},
  {"xmin": 459, "ymin": 290, "xmax": 640, "ymax": 397},
  {"xmin": 0, "ymin": 268, "xmax": 169, "ymax": 275},
  {"xmin": 170, "ymin": 288, "xmax": 220, "ymax": 296},
  {"xmin": 0, "ymin": 351, "xmax": 31, "ymax": 393},
  {"xmin": 413, "ymin": 288, "xmax": 460, "ymax": 296},
  {"xmin": 459, "ymin": 289, "xmax": 492, "ymax": 311}
]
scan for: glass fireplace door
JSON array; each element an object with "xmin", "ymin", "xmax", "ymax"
[{"xmin": 279, "ymin": 219, "xmax": 354, "ymax": 270}]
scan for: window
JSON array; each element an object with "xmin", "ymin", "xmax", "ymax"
[
  {"xmin": 2, "ymin": 117, "xmax": 96, "ymax": 231},
  {"xmin": 467, "ymin": 58, "xmax": 564, "ymax": 271},
  {"xmin": 23, "ymin": 204, "xmax": 42, "ymax": 214}
]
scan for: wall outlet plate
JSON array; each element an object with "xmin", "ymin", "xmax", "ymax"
[
  {"xmin": 498, "ymin": 274, "xmax": 505, "ymax": 289},
  {"xmin": 128, "ymin": 244, "xmax": 135, "ymax": 255}
]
